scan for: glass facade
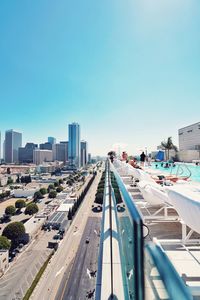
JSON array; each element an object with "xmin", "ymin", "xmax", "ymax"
[
  {"xmin": 68, "ymin": 123, "xmax": 80, "ymax": 168},
  {"xmin": 5, "ymin": 129, "xmax": 22, "ymax": 163}
]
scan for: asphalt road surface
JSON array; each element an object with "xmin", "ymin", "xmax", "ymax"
[
  {"xmin": 56, "ymin": 216, "xmax": 101, "ymax": 300},
  {"xmin": 31, "ymin": 170, "xmax": 103, "ymax": 300}
]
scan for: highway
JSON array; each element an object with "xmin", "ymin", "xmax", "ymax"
[{"xmin": 31, "ymin": 170, "xmax": 102, "ymax": 300}]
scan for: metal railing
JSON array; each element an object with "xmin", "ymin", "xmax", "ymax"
[
  {"xmin": 145, "ymin": 242, "xmax": 192, "ymax": 300},
  {"xmin": 96, "ymin": 160, "xmax": 193, "ymax": 300}
]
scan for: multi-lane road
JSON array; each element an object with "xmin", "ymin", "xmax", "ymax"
[
  {"xmin": 56, "ymin": 216, "xmax": 101, "ymax": 300},
  {"xmin": 31, "ymin": 170, "xmax": 102, "ymax": 300}
]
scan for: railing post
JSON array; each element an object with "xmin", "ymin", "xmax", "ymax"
[{"xmin": 108, "ymin": 160, "xmax": 114, "ymax": 298}]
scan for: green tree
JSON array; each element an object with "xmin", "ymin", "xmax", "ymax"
[
  {"xmin": 39, "ymin": 188, "xmax": 47, "ymax": 195},
  {"xmin": 160, "ymin": 137, "xmax": 178, "ymax": 160},
  {"xmin": 48, "ymin": 184, "xmax": 55, "ymax": 192},
  {"xmin": 15, "ymin": 199, "xmax": 26, "ymax": 210},
  {"xmin": 49, "ymin": 190, "xmax": 57, "ymax": 199},
  {"xmin": 95, "ymin": 193, "xmax": 104, "ymax": 204},
  {"xmin": 7, "ymin": 177, "xmax": 13, "ymax": 185},
  {"xmin": 34, "ymin": 191, "xmax": 43, "ymax": 201},
  {"xmin": 2, "ymin": 222, "xmax": 25, "ymax": 241},
  {"xmin": 5, "ymin": 205, "xmax": 16, "ymax": 216},
  {"xmin": 68, "ymin": 208, "xmax": 72, "ymax": 220},
  {"xmin": 59, "ymin": 179, "xmax": 64, "ymax": 185},
  {"xmin": 54, "ymin": 181, "xmax": 59, "ymax": 187},
  {"xmin": 0, "ymin": 236, "xmax": 11, "ymax": 250},
  {"xmin": 25, "ymin": 203, "xmax": 39, "ymax": 215},
  {"xmin": 56, "ymin": 186, "xmax": 63, "ymax": 193}
]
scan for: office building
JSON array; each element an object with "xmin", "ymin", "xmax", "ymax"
[
  {"xmin": 68, "ymin": 123, "xmax": 80, "ymax": 168},
  {"xmin": 33, "ymin": 149, "xmax": 53, "ymax": 165},
  {"xmin": 60, "ymin": 141, "xmax": 68, "ymax": 162},
  {"xmin": 18, "ymin": 143, "xmax": 38, "ymax": 163},
  {"xmin": 80, "ymin": 140, "xmax": 88, "ymax": 167},
  {"xmin": 40, "ymin": 142, "xmax": 52, "ymax": 150},
  {"xmin": 53, "ymin": 143, "xmax": 68, "ymax": 163},
  {"xmin": 179, "ymin": 122, "xmax": 200, "ymax": 150},
  {"xmin": 48, "ymin": 137, "xmax": 56, "ymax": 145},
  {"xmin": 178, "ymin": 122, "xmax": 200, "ymax": 162},
  {"xmin": 0, "ymin": 131, "xmax": 1, "ymax": 160},
  {"xmin": 5, "ymin": 129, "xmax": 22, "ymax": 163},
  {"xmin": 88, "ymin": 153, "xmax": 91, "ymax": 164}
]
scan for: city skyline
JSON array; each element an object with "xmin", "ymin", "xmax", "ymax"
[{"xmin": 1, "ymin": 1, "xmax": 200, "ymax": 156}]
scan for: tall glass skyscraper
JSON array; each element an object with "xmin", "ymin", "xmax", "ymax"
[
  {"xmin": 68, "ymin": 123, "xmax": 80, "ymax": 168},
  {"xmin": 81, "ymin": 140, "xmax": 88, "ymax": 167},
  {"xmin": 48, "ymin": 137, "xmax": 56, "ymax": 145},
  {"xmin": 5, "ymin": 129, "xmax": 22, "ymax": 163}
]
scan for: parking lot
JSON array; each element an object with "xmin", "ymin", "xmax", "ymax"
[{"xmin": 0, "ymin": 230, "xmax": 55, "ymax": 300}]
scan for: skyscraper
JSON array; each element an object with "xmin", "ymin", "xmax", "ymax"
[
  {"xmin": 18, "ymin": 143, "xmax": 38, "ymax": 163},
  {"xmin": 68, "ymin": 123, "xmax": 80, "ymax": 168},
  {"xmin": 81, "ymin": 140, "xmax": 88, "ymax": 167},
  {"xmin": 5, "ymin": 129, "xmax": 22, "ymax": 163},
  {"xmin": 0, "ymin": 131, "xmax": 1, "ymax": 160},
  {"xmin": 53, "ymin": 142, "xmax": 68, "ymax": 163},
  {"xmin": 48, "ymin": 137, "xmax": 56, "ymax": 145}
]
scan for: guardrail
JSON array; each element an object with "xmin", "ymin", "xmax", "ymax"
[
  {"xmin": 145, "ymin": 242, "xmax": 192, "ymax": 300},
  {"xmin": 111, "ymin": 162, "xmax": 144, "ymax": 300},
  {"xmin": 96, "ymin": 160, "xmax": 193, "ymax": 300}
]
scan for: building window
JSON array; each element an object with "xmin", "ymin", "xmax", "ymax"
[
  {"xmin": 187, "ymin": 130, "xmax": 193, "ymax": 133},
  {"xmin": 179, "ymin": 132, "xmax": 183, "ymax": 135}
]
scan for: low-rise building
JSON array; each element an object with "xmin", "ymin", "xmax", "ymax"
[{"xmin": 13, "ymin": 188, "xmax": 39, "ymax": 198}]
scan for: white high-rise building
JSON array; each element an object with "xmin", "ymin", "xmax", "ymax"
[
  {"xmin": 179, "ymin": 122, "xmax": 200, "ymax": 151},
  {"xmin": 68, "ymin": 123, "xmax": 80, "ymax": 168}
]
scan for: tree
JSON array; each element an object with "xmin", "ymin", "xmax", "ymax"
[
  {"xmin": 0, "ymin": 236, "xmax": 11, "ymax": 250},
  {"xmin": 95, "ymin": 193, "xmax": 104, "ymax": 204},
  {"xmin": 7, "ymin": 177, "xmax": 13, "ymax": 185},
  {"xmin": 68, "ymin": 208, "xmax": 72, "ymax": 220},
  {"xmin": 48, "ymin": 184, "xmax": 55, "ymax": 192},
  {"xmin": 34, "ymin": 191, "xmax": 43, "ymax": 201},
  {"xmin": 108, "ymin": 151, "xmax": 116, "ymax": 163},
  {"xmin": 2, "ymin": 222, "xmax": 25, "ymax": 241},
  {"xmin": 5, "ymin": 205, "xmax": 16, "ymax": 216},
  {"xmin": 54, "ymin": 181, "xmax": 59, "ymax": 187},
  {"xmin": 15, "ymin": 199, "xmax": 26, "ymax": 210},
  {"xmin": 160, "ymin": 137, "xmax": 178, "ymax": 160},
  {"xmin": 49, "ymin": 190, "xmax": 57, "ymax": 199},
  {"xmin": 56, "ymin": 186, "xmax": 63, "ymax": 193},
  {"xmin": 39, "ymin": 188, "xmax": 47, "ymax": 195},
  {"xmin": 25, "ymin": 203, "xmax": 39, "ymax": 215},
  {"xmin": 59, "ymin": 179, "xmax": 64, "ymax": 185}
]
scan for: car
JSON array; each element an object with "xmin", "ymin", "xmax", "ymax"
[
  {"xmin": 53, "ymin": 234, "xmax": 60, "ymax": 240},
  {"xmin": 85, "ymin": 238, "xmax": 90, "ymax": 244},
  {"xmin": 9, "ymin": 256, "xmax": 14, "ymax": 263}
]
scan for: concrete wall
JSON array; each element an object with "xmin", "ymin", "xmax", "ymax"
[{"xmin": 178, "ymin": 150, "xmax": 200, "ymax": 162}]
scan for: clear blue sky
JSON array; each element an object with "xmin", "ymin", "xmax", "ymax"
[{"xmin": 0, "ymin": 0, "xmax": 200, "ymax": 156}]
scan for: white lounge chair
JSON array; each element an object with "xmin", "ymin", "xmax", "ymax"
[{"xmin": 166, "ymin": 188, "xmax": 200, "ymax": 244}]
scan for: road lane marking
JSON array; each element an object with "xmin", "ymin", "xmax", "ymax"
[{"xmin": 55, "ymin": 267, "xmax": 64, "ymax": 277}]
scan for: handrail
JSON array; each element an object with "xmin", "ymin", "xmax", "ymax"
[
  {"xmin": 110, "ymin": 162, "xmax": 144, "ymax": 300},
  {"xmin": 176, "ymin": 163, "xmax": 192, "ymax": 180},
  {"xmin": 145, "ymin": 242, "xmax": 192, "ymax": 300}
]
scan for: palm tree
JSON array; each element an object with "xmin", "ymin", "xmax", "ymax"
[{"xmin": 160, "ymin": 137, "xmax": 178, "ymax": 161}]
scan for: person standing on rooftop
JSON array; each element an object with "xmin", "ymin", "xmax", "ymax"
[{"xmin": 140, "ymin": 151, "xmax": 146, "ymax": 167}]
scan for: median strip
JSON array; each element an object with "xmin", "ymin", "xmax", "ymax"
[{"xmin": 23, "ymin": 251, "xmax": 54, "ymax": 300}]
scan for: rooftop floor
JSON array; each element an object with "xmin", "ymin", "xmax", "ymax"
[{"xmin": 122, "ymin": 175, "xmax": 200, "ymax": 300}]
